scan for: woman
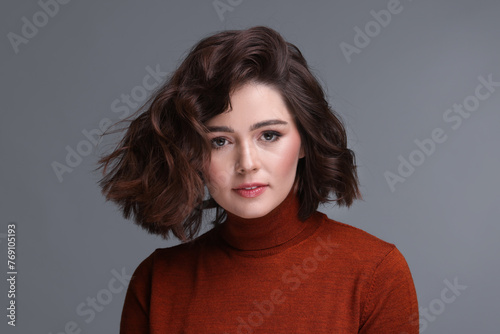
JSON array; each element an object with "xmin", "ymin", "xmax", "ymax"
[{"xmin": 98, "ymin": 26, "xmax": 419, "ymax": 333}]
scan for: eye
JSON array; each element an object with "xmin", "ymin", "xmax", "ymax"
[
  {"xmin": 211, "ymin": 137, "xmax": 228, "ymax": 150},
  {"xmin": 261, "ymin": 131, "xmax": 282, "ymax": 142}
]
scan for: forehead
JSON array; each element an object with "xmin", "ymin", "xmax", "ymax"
[{"xmin": 206, "ymin": 83, "xmax": 293, "ymax": 126}]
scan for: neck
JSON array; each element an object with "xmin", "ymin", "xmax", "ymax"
[{"xmin": 219, "ymin": 188, "xmax": 307, "ymax": 251}]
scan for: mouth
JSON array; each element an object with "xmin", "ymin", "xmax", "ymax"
[{"xmin": 233, "ymin": 183, "xmax": 268, "ymax": 198}]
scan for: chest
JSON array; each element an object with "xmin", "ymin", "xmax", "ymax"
[{"xmin": 148, "ymin": 246, "xmax": 367, "ymax": 333}]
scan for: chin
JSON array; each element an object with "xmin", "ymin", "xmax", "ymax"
[
  {"xmin": 227, "ymin": 203, "xmax": 272, "ymax": 219},
  {"xmin": 238, "ymin": 211, "xmax": 267, "ymax": 219}
]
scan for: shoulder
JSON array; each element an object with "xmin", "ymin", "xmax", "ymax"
[
  {"xmin": 311, "ymin": 212, "xmax": 414, "ymax": 283},
  {"xmin": 131, "ymin": 225, "xmax": 221, "ymax": 275},
  {"xmin": 316, "ymin": 212, "xmax": 397, "ymax": 259},
  {"xmin": 316, "ymin": 213, "xmax": 418, "ymax": 323}
]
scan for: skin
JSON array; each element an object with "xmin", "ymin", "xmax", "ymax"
[{"xmin": 203, "ymin": 82, "xmax": 305, "ymax": 219}]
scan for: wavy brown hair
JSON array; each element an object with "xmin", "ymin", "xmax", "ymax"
[{"xmin": 96, "ymin": 26, "xmax": 362, "ymax": 242}]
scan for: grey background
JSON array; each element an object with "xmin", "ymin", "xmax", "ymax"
[{"xmin": 1, "ymin": 0, "xmax": 499, "ymax": 333}]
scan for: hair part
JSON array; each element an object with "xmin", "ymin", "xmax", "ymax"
[{"xmin": 96, "ymin": 26, "xmax": 362, "ymax": 242}]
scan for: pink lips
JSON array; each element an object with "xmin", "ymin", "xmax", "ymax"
[{"xmin": 233, "ymin": 183, "xmax": 268, "ymax": 198}]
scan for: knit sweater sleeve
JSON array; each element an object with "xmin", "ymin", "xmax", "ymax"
[
  {"xmin": 119, "ymin": 251, "xmax": 155, "ymax": 334},
  {"xmin": 359, "ymin": 246, "xmax": 419, "ymax": 334}
]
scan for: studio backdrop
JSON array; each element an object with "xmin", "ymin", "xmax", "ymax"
[{"xmin": 1, "ymin": 0, "xmax": 499, "ymax": 333}]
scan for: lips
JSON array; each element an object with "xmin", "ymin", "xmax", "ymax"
[
  {"xmin": 232, "ymin": 183, "xmax": 268, "ymax": 198},
  {"xmin": 233, "ymin": 183, "xmax": 268, "ymax": 190}
]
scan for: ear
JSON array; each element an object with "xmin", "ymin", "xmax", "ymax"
[{"xmin": 299, "ymin": 144, "xmax": 305, "ymax": 159}]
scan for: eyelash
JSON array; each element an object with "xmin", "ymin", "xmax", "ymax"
[{"xmin": 210, "ymin": 131, "xmax": 283, "ymax": 150}]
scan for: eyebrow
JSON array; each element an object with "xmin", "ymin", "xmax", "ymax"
[{"xmin": 206, "ymin": 119, "xmax": 288, "ymax": 133}]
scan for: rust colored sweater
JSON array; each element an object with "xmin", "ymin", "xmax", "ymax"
[{"xmin": 120, "ymin": 190, "xmax": 419, "ymax": 333}]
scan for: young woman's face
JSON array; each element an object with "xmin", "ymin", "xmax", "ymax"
[{"xmin": 204, "ymin": 82, "xmax": 304, "ymax": 219}]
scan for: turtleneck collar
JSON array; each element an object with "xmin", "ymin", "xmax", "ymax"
[{"xmin": 218, "ymin": 187, "xmax": 309, "ymax": 252}]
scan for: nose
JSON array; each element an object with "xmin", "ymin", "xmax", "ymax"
[{"xmin": 235, "ymin": 141, "xmax": 260, "ymax": 174}]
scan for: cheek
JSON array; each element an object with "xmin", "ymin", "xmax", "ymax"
[
  {"xmin": 205, "ymin": 157, "xmax": 231, "ymax": 193},
  {"xmin": 275, "ymin": 135, "xmax": 302, "ymax": 175}
]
